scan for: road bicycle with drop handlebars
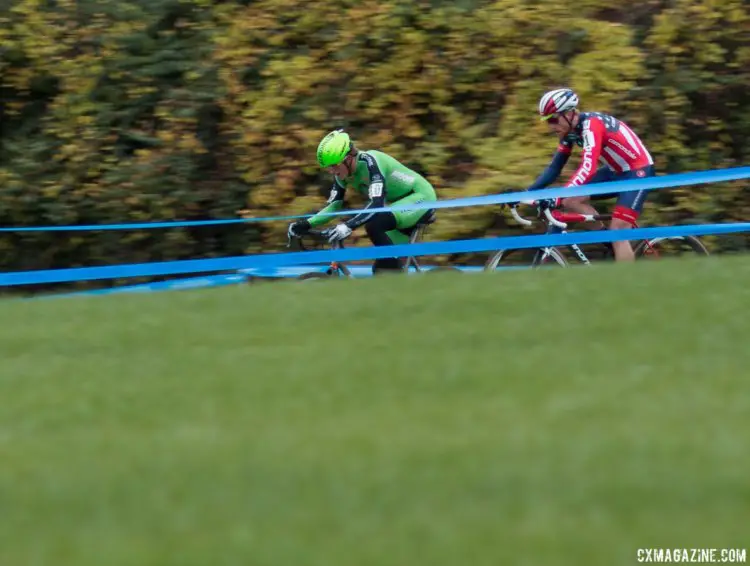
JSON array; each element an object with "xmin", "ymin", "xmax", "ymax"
[
  {"xmin": 287, "ymin": 210, "xmax": 461, "ymax": 280},
  {"xmin": 484, "ymin": 200, "xmax": 709, "ymax": 270}
]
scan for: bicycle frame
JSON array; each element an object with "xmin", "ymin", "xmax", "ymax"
[
  {"xmin": 323, "ymin": 240, "xmax": 353, "ymax": 277},
  {"xmin": 485, "ymin": 200, "xmax": 708, "ymax": 272},
  {"xmin": 289, "ymin": 221, "xmax": 435, "ymax": 276},
  {"xmin": 512, "ymin": 204, "xmax": 657, "ymax": 265},
  {"xmin": 290, "ymin": 231, "xmax": 353, "ymax": 277}
]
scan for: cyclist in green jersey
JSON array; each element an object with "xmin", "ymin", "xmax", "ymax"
[{"xmin": 288, "ymin": 129, "xmax": 438, "ymax": 273}]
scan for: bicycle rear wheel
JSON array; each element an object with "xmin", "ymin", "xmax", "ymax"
[
  {"xmin": 298, "ymin": 272, "xmax": 333, "ymax": 281},
  {"xmin": 484, "ymin": 247, "xmax": 568, "ymax": 271},
  {"xmin": 634, "ymin": 236, "xmax": 709, "ymax": 259},
  {"xmin": 423, "ymin": 266, "xmax": 462, "ymax": 274}
]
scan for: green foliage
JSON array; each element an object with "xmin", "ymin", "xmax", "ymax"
[{"xmin": 1, "ymin": 0, "xmax": 748, "ymax": 276}]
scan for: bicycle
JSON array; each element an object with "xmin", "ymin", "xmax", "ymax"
[
  {"xmin": 288, "ymin": 210, "xmax": 460, "ymax": 280},
  {"xmin": 484, "ymin": 200, "xmax": 709, "ymax": 270}
]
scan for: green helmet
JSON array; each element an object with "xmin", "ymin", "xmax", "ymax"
[{"xmin": 316, "ymin": 129, "xmax": 352, "ymax": 168}]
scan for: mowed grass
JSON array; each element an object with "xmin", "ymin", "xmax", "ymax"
[{"xmin": 1, "ymin": 256, "xmax": 749, "ymax": 566}]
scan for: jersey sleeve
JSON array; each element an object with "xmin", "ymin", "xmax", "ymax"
[
  {"xmin": 565, "ymin": 117, "xmax": 605, "ymax": 187},
  {"xmin": 527, "ymin": 147, "xmax": 572, "ymax": 191},
  {"xmin": 344, "ymin": 153, "xmax": 387, "ymax": 230},
  {"xmin": 308, "ymin": 178, "xmax": 346, "ymax": 227}
]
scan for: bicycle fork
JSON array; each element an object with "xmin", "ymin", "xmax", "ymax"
[
  {"xmin": 568, "ymin": 243, "xmax": 591, "ymax": 265},
  {"xmin": 537, "ymin": 226, "xmax": 592, "ymax": 266},
  {"xmin": 550, "ymin": 225, "xmax": 591, "ymax": 265}
]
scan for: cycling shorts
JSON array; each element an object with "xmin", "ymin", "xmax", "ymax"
[{"xmin": 588, "ymin": 165, "xmax": 655, "ymax": 224}]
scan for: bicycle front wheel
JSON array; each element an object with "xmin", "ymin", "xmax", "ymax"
[
  {"xmin": 484, "ymin": 247, "xmax": 568, "ymax": 271},
  {"xmin": 634, "ymin": 236, "xmax": 709, "ymax": 259}
]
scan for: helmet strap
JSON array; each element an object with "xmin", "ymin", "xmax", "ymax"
[
  {"xmin": 562, "ymin": 111, "xmax": 576, "ymax": 134},
  {"xmin": 343, "ymin": 152, "xmax": 356, "ymax": 178}
]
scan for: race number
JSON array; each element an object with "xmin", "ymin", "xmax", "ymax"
[{"xmin": 369, "ymin": 182, "xmax": 384, "ymax": 198}]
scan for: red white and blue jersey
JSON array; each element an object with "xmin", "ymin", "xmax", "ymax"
[{"xmin": 559, "ymin": 112, "xmax": 653, "ymax": 187}]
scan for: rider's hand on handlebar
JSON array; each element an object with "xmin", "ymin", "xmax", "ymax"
[
  {"xmin": 536, "ymin": 198, "xmax": 560, "ymax": 212},
  {"xmin": 287, "ymin": 219, "xmax": 311, "ymax": 239},
  {"xmin": 324, "ymin": 223, "xmax": 352, "ymax": 243}
]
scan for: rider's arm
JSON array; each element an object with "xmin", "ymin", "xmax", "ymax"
[
  {"xmin": 527, "ymin": 144, "xmax": 572, "ymax": 191},
  {"xmin": 308, "ymin": 179, "xmax": 347, "ymax": 227},
  {"xmin": 565, "ymin": 117, "xmax": 605, "ymax": 187},
  {"xmin": 344, "ymin": 153, "xmax": 386, "ymax": 230}
]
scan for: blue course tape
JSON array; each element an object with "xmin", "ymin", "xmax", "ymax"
[
  {"xmin": 35, "ymin": 266, "xmax": 488, "ymax": 299},
  {"xmin": 237, "ymin": 265, "xmax": 487, "ymax": 278},
  {"xmin": 0, "ymin": 216, "xmax": 306, "ymax": 232},
  {"xmin": 34, "ymin": 273, "xmax": 249, "ymax": 299},
  {"xmin": 2, "ymin": 222, "xmax": 749, "ymax": 287},
  {"xmin": 0, "ymin": 166, "xmax": 748, "ymax": 232}
]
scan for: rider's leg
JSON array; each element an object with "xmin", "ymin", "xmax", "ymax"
[
  {"xmin": 559, "ymin": 168, "xmax": 616, "ymax": 230},
  {"xmin": 610, "ymin": 216, "xmax": 636, "ymax": 262},
  {"xmin": 370, "ymin": 186, "xmax": 438, "ymax": 273},
  {"xmin": 390, "ymin": 186, "xmax": 437, "ymax": 236},
  {"xmin": 610, "ymin": 166, "xmax": 654, "ymax": 262},
  {"xmin": 364, "ymin": 212, "xmax": 402, "ymax": 273},
  {"xmin": 560, "ymin": 195, "xmax": 599, "ymax": 216}
]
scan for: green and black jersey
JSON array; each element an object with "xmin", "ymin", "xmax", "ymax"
[{"xmin": 309, "ymin": 150, "xmax": 437, "ymax": 229}]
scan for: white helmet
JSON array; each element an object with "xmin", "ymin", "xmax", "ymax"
[{"xmin": 539, "ymin": 88, "xmax": 579, "ymax": 119}]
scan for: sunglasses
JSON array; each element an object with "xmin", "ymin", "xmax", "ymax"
[{"xmin": 541, "ymin": 113, "xmax": 563, "ymax": 125}]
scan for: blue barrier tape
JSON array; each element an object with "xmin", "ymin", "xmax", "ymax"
[
  {"xmin": 237, "ymin": 265, "xmax": 488, "ymax": 278},
  {"xmin": 34, "ymin": 266, "xmax": 489, "ymax": 299},
  {"xmin": 237, "ymin": 265, "xmax": 487, "ymax": 277},
  {"xmin": 33, "ymin": 274, "xmax": 249, "ymax": 299},
  {"xmin": 0, "ymin": 217, "xmax": 288, "ymax": 232},
  {"xmin": 1, "ymin": 166, "xmax": 748, "ymax": 232},
  {"xmin": 2, "ymin": 222, "xmax": 748, "ymax": 287}
]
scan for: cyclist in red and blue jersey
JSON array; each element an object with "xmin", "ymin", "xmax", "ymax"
[{"xmin": 529, "ymin": 88, "xmax": 655, "ymax": 261}]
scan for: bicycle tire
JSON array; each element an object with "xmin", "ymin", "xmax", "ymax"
[
  {"xmin": 484, "ymin": 247, "xmax": 568, "ymax": 271},
  {"xmin": 298, "ymin": 272, "xmax": 333, "ymax": 281},
  {"xmin": 424, "ymin": 266, "xmax": 463, "ymax": 274},
  {"xmin": 634, "ymin": 235, "xmax": 710, "ymax": 259}
]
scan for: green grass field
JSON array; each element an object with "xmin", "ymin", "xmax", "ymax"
[{"xmin": 1, "ymin": 256, "xmax": 749, "ymax": 566}]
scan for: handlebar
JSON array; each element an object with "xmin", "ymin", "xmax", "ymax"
[
  {"xmin": 305, "ymin": 229, "xmax": 331, "ymax": 238},
  {"xmin": 509, "ymin": 201, "xmax": 568, "ymax": 229},
  {"xmin": 287, "ymin": 228, "xmax": 345, "ymax": 251},
  {"xmin": 510, "ymin": 205, "xmax": 533, "ymax": 227},
  {"xmin": 543, "ymin": 208, "xmax": 567, "ymax": 229}
]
